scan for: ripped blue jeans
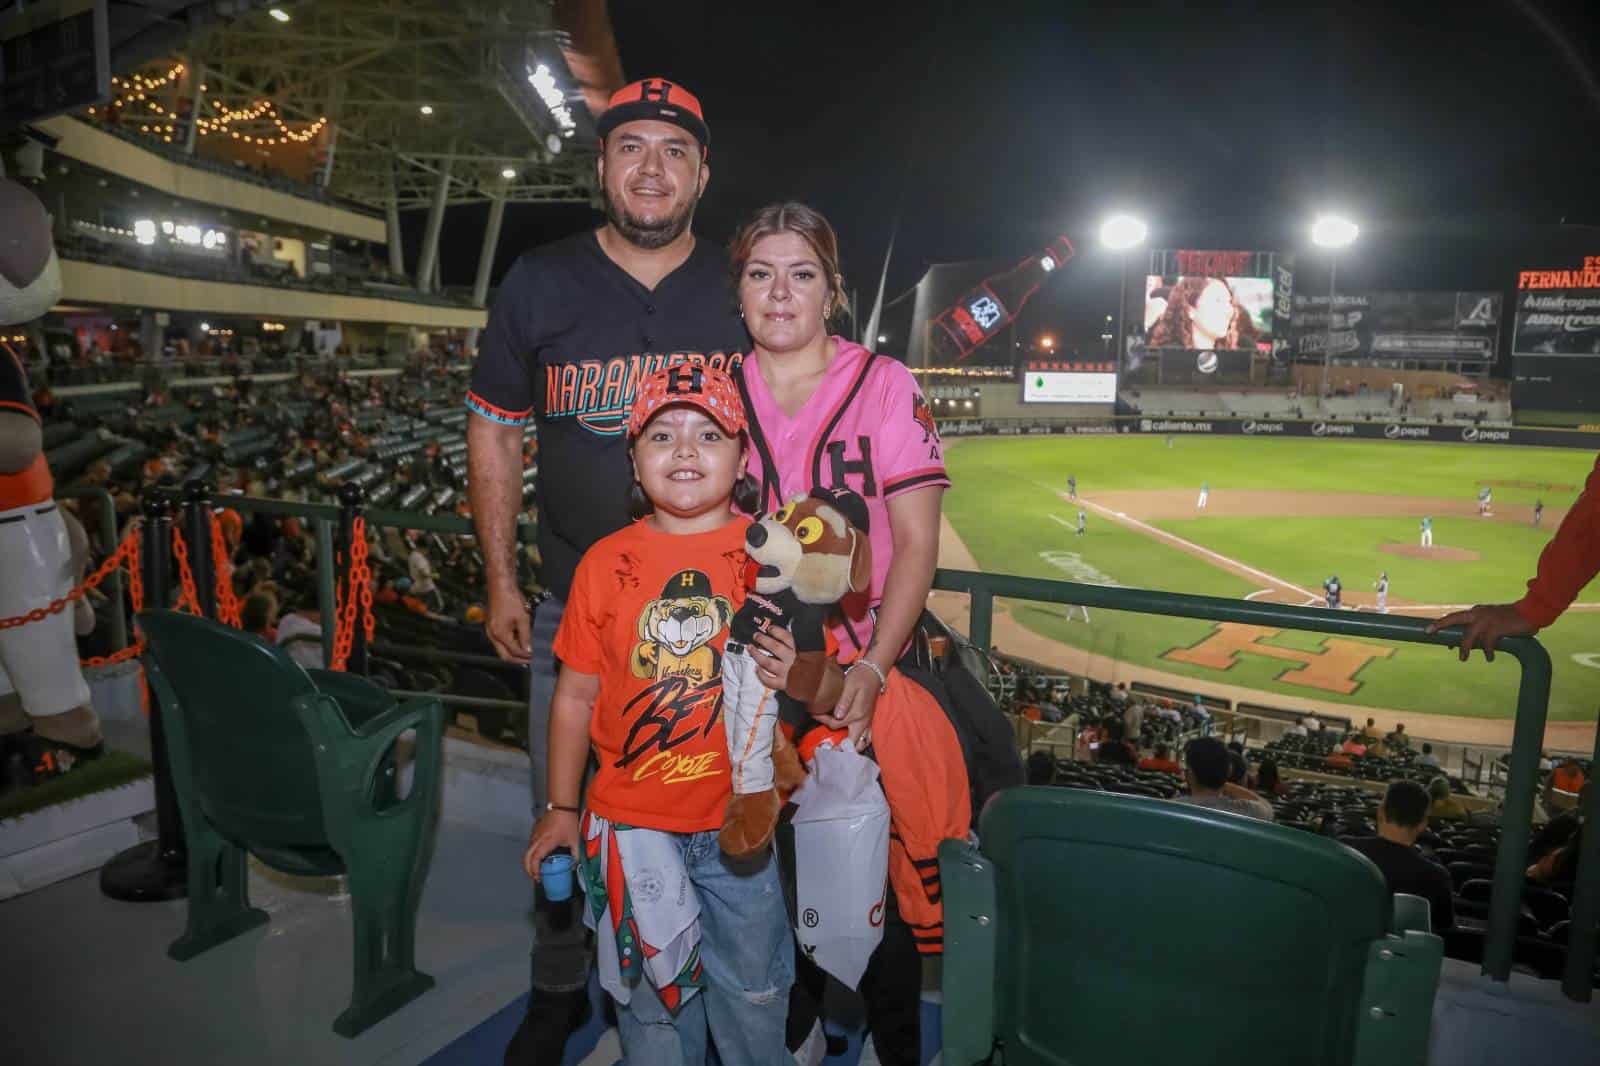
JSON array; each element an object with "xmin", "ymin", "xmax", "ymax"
[{"xmin": 615, "ymin": 831, "xmax": 794, "ymax": 1066}]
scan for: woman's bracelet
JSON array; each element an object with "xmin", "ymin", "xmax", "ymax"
[
  {"xmin": 847, "ymin": 658, "xmax": 888, "ymax": 694},
  {"xmin": 545, "ymin": 801, "xmax": 579, "ymax": 815}
]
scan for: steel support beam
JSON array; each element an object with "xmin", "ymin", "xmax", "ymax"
[
  {"xmin": 414, "ymin": 141, "xmax": 455, "ymax": 294},
  {"xmin": 472, "ymin": 192, "xmax": 507, "ymax": 308},
  {"xmin": 183, "ymin": 60, "xmax": 205, "ymax": 156},
  {"xmin": 386, "ymin": 163, "xmax": 406, "ymax": 277}
]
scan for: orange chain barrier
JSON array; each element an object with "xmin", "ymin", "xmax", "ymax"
[
  {"xmin": 330, "ymin": 515, "xmax": 373, "ymax": 672},
  {"xmin": 169, "ymin": 527, "xmax": 202, "ymax": 617},
  {"xmin": 208, "ymin": 512, "xmax": 243, "ymax": 627},
  {"xmin": 0, "ymin": 520, "xmax": 146, "ymax": 655},
  {"xmin": 0, "ymin": 520, "xmax": 150, "ymax": 711},
  {"xmin": 0, "ymin": 511, "xmax": 255, "ymax": 716}
]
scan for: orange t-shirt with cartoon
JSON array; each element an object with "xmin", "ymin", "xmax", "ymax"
[{"xmin": 553, "ymin": 516, "xmax": 750, "ymax": 833}]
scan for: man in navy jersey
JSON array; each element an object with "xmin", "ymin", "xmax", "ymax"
[{"xmin": 466, "ymin": 78, "xmax": 748, "ymax": 1063}]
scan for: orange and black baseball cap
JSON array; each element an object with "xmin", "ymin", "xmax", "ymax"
[
  {"xmin": 596, "ymin": 78, "xmax": 709, "ymax": 152},
  {"xmin": 627, "ymin": 362, "xmax": 746, "ymax": 439}
]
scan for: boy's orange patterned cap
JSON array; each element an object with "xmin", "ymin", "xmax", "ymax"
[{"xmin": 627, "ymin": 363, "xmax": 747, "ymax": 439}]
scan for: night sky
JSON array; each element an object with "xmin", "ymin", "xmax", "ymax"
[{"xmin": 426, "ymin": 0, "xmax": 1600, "ymax": 356}]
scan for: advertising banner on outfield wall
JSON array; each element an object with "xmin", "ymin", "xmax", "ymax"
[
  {"xmin": 1511, "ymin": 256, "xmax": 1600, "ymax": 413},
  {"xmin": 1511, "ymin": 289, "xmax": 1600, "ymax": 357},
  {"xmin": 1289, "ymin": 290, "xmax": 1501, "ymax": 362},
  {"xmin": 937, "ymin": 417, "xmax": 1596, "ymax": 449},
  {"xmin": 1134, "ymin": 417, "xmax": 1586, "ymax": 447}
]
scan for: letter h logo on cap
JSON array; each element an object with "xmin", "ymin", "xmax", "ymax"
[
  {"xmin": 666, "ymin": 365, "xmax": 704, "ymax": 396},
  {"xmin": 598, "ymin": 77, "xmax": 710, "ymax": 151}
]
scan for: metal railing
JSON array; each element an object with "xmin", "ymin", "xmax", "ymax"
[
  {"xmin": 218, "ymin": 487, "xmax": 534, "ymax": 681},
  {"xmin": 932, "ymin": 568, "xmax": 1599, "ymax": 1001}
]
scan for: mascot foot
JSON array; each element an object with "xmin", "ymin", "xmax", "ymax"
[
  {"xmin": 13, "ymin": 704, "xmax": 105, "ymax": 784},
  {"xmin": 719, "ymin": 789, "xmax": 782, "ymax": 859},
  {"xmin": 15, "ymin": 732, "xmax": 104, "ymax": 784}
]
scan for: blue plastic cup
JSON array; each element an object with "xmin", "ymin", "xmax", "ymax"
[{"xmin": 540, "ymin": 852, "xmax": 575, "ymax": 902}]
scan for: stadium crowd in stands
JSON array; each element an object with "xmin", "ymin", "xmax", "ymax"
[{"xmin": 39, "ymin": 352, "xmax": 541, "ymax": 745}]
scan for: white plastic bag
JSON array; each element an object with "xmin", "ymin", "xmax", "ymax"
[{"xmin": 789, "ymin": 741, "xmax": 890, "ymax": 989}]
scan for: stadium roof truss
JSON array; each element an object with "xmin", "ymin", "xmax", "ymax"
[{"xmin": 106, "ymin": 0, "xmax": 600, "ymax": 210}]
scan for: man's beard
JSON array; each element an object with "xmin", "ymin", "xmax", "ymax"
[{"xmin": 603, "ymin": 179, "xmax": 699, "ymax": 250}]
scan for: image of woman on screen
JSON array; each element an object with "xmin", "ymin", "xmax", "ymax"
[{"xmin": 1145, "ymin": 275, "xmax": 1262, "ymax": 351}]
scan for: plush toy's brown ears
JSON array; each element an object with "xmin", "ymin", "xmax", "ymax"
[{"xmin": 848, "ymin": 528, "xmax": 872, "ymax": 595}]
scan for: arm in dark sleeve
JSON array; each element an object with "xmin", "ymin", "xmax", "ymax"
[
  {"xmin": 1516, "ymin": 452, "xmax": 1600, "ymax": 628},
  {"xmin": 1430, "ymin": 865, "xmax": 1455, "ymax": 933},
  {"xmin": 465, "ymin": 256, "xmax": 537, "ymax": 426}
]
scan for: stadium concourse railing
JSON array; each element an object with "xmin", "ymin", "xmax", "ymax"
[
  {"xmin": 118, "ymin": 488, "xmax": 1597, "ymax": 1001},
  {"xmin": 932, "ymin": 569, "xmax": 1600, "ymax": 1002}
]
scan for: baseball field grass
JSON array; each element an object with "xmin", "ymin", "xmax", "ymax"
[{"xmin": 942, "ymin": 435, "xmax": 1600, "ymax": 725}]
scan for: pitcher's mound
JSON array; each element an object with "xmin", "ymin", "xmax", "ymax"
[{"xmin": 1380, "ymin": 542, "xmax": 1479, "ymax": 562}]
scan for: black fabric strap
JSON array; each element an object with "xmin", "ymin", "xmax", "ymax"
[{"xmin": 735, "ymin": 358, "xmax": 782, "ymax": 513}]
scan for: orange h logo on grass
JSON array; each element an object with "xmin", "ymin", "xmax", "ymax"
[{"xmin": 1163, "ymin": 623, "xmax": 1394, "ymax": 695}]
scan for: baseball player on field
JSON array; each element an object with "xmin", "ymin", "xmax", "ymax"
[
  {"xmin": 1478, "ymin": 486, "xmax": 1492, "ymax": 517},
  {"xmin": 1067, "ymin": 474, "xmax": 1077, "ymax": 500},
  {"xmin": 1324, "ymin": 574, "xmax": 1342, "ymax": 610},
  {"xmin": 1197, "ymin": 480, "xmax": 1209, "ymax": 509},
  {"xmin": 1375, "ymin": 571, "xmax": 1389, "ymax": 613},
  {"xmin": 1076, "ymin": 509, "xmax": 1086, "ymax": 536},
  {"xmin": 1420, "ymin": 515, "xmax": 1433, "ymax": 548},
  {"xmin": 1534, "ymin": 499, "xmax": 1544, "ymax": 528}
]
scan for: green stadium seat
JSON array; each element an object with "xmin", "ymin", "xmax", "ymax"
[
  {"xmin": 140, "ymin": 610, "xmax": 446, "ymax": 1038},
  {"xmin": 940, "ymin": 787, "xmax": 1443, "ymax": 1066}
]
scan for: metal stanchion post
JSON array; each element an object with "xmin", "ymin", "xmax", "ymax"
[
  {"xmin": 184, "ymin": 482, "xmax": 217, "ymax": 619},
  {"xmin": 100, "ymin": 494, "xmax": 187, "ymax": 901}
]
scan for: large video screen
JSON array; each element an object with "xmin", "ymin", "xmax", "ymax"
[
  {"xmin": 1023, "ymin": 370, "xmax": 1118, "ymax": 404},
  {"xmin": 1143, "ymin": 274, "xmax": 1274, "ymax": 351}
]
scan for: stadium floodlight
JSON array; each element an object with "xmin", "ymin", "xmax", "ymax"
[
  {"xmin": 501, "ymin": 167, "xmax": 517, "ymax": 179},
  {"xmin": 268, "ymin": 8, "xmax": 291, "ymax": 22},
  {"xmin": 877, "ymin": 334, "xmax": 888, "ymax": 343},
  {"xmin": 133, "ymin": 219, "xmax": 156, "ymax": 246},
  {"xmin": 419, "ymin": 104, "xmax": 434, "ymax": 116},
  {"xmin": 1099, "ymin": 213, "xmax": 1148, "ymax": 251},
  {"xmin": 1100, "ymin": 215, "xmax": 1147, "ymax": 371},
  {"xmin": 1311, "ymin": 214, "xmax": 1359, "ymax": 249}
]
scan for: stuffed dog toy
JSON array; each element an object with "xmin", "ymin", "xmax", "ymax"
[{"xmin": 720, "ymin": 486, "xmax": 871, "ymax": 858}]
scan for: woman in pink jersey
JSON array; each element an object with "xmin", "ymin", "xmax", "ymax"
[
  {"xmin": 728, "ymin": 202, "xmax": 968, "ymax": 1066},
  {"xmin": 730, "ymin": 203, "xmax": 947, "ymax": 734}
]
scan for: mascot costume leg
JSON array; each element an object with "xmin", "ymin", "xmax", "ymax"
[{"xmin": 0, "ymin": 178, "xmax": 104, "ymax": 782}]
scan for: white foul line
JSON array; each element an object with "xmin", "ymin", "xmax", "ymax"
[
  {"xmin": 1028, "ymin": 479, "xmax": 1600, "ymax": 613},
  {"xmin": 1073, "ymin": 496, "xmax": 1323, "ymax": 601}
]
